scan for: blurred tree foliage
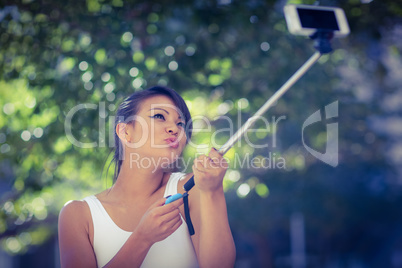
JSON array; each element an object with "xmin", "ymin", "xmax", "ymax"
[{"xmin": 1, "ymin": 0, "xmax": 402, "ymax": 266}]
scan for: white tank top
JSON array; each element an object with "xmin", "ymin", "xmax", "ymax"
[{"xmin": 83, "ymin": 172, "xmax": 199, "ymax": 268}]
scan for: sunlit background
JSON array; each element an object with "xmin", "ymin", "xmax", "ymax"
[{"xmin": 1, "ymin": 0, "xmax": 402, "ymax": 267}]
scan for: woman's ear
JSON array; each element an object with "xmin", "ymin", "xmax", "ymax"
[{"xmin": 116, "ymin": 123, "xmax": 131, "ymax": 144}]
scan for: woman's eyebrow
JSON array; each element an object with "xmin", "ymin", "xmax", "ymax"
[{"xmin": 148, "ymin": 108, "xmax": 169, "ymax": 114}]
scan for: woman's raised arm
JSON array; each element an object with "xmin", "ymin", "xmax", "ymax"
[{"xmin": 187, "ymin": 148, "xmax": 236, "ymax": 268}]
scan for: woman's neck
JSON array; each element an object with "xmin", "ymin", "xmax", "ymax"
[{"xmin": 109, "ymin": 161, "xmax": 168, "ymax": 203}]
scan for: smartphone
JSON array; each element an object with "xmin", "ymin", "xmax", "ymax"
[{"xmin": 284, "ymin": 4, "xmax": 350, "ymax": 37}]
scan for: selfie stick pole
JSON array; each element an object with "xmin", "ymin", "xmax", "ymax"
[
  {"xmin": 218, "ymin": 51, "xmax": 322, "ymax": 155},
  {"xmin": 183, "ymin": 51, "xmax": 322, "ymax": 192},
  {"xmin": 182, "ymin": 30, "xmax": 335, "ymax": 235}
]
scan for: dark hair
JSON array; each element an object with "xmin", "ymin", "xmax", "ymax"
[{"xmin": 111, "ymin": 86, "xmax": 192, "ymax": 182}]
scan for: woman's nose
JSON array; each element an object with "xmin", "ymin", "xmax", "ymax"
[{"xmin": 166, "ymin": 123, "xmax": 179, "ymax": 135}]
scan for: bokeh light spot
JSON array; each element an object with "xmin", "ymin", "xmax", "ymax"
[
  {"xmin": 255, "ymin": 183, "xmax": 270, "ymax": 198},
  {"xmin": 237, "ymin": 183, "xmax": 250, "ymax": 198},
  {"xmin": 260, "ymin": 42, "xmax": 270, "ymax": 51},
  {"xmin": 168, "ymin": 61, "xmax": 178, "ymax": 71},
  {"xmin": 164, "ymin": 46, "xmax": 175, "ymax": 56},
  {"xmin": 21, "ymin": 130, "xmax": 31, "ymax": 141}
]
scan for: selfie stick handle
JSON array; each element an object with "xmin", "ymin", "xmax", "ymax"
[{"xmin": 183, "ymin": 51, "xmax": 322, "ymax": 192}]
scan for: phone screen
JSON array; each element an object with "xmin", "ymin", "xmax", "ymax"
[{"xmin": 297, "ymin": 8, "xmax": 339, "ymax": 31}]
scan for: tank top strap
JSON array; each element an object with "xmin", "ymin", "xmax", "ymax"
[
  {"xmin": 83, "ymin": 195, "xmax": 106, "ymax": 220},
  {"xmin": 83, "ymin": 195, "xmax": 103, "ymax": 219},
  {"xmin": 164, "ymin": 172, "xmax": 186, "ymax": 197}
]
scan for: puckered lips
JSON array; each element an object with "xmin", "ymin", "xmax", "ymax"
[{"xmin": 165, "ymin": 137, "xmax": 179, "ymax": 149}]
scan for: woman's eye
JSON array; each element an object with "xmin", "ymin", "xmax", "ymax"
[
  {"xmin": 152, "ymin": 114, "xmax": 165, "ymax": 120},
  {"xmin": 177, "ymin": 122, "xmax": 185, "ymax": 127}
]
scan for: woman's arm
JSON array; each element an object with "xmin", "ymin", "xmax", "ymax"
[
  {"xmin": 58, "ymin": 201, "xmax": 98, "ymax": 268},
  {"xmin": 58, "ymin": 197, "xmax": 184, "ymax": 268},
  {"xmin": 187, "ymin": 148, "xmax": 236, "ymax": 268}
]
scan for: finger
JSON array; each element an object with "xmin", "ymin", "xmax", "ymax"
[
  {"xmin": 150, "ymin": 197, "xmax": 170, "ymax": 209},
  {"xmin": 207, "ymin": 156, "xmax": 220, "ymax": 168},
  {"xmin": 159, "ymin": 208, "xmax": 182, "ymax": 226},
  {"xmin": 192, "ymin": 162, "xmax": 207, "ymax": 174},
  {"xmin": 214, "ymin": 156, "xmax": 228, "ymax": 169},
  {"xmin": 209, "ymin": 147, "xmax": 224, "ymax": 160},
  {"xmin": 193, "ymin": 156, "xmax": 207, "ymax": 170},
  {"xmin": 163, "ymin": 216, "xmax": 183, "ymax": 237},
  {"xmin": 208, "ymin": 149, "xmax": 224, "ymax": 166},
  {"xmin": 166, "ymin": 212, "xmax": 183, "ymax": 228},
  {"xmin": 198, "ymin": 157, "xmax": 218, "ymax": 170},
  {"xmin": 159, "ymin": 197, "xmax": 184, "ymax": 214},
  {"xmin": 194, "ymin": 155, "xmax": 209, "ymax": 167},
  {"xmin": 169, "ymin": 217, "xmax": 183, "ymax": 231},
  {"xmin": 196, "ymin": 154, "xmax": 218, "ymax": 169},
  {"xmin": 167, "ymin": 196, "xmax": 184, "ymax": 208}
]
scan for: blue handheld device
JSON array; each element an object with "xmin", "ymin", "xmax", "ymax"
[{"xmin": 164, "ymin": 193, "xmax": 183, "ymax": 204}]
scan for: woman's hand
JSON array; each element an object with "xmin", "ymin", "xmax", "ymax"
[
  {"xmin": 134, "ymin": 197, "xmax": 183, "ymax": 246},
  {"xmin": 192, "ymin": 148, "xmax": 228, "ymax": 193}
]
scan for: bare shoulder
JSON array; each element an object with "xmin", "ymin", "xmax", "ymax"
[
  {"xmin": 58, "ymin": 199, "xmax": 97, "ymax": 267},
  {"xmin": 58, "ymin": 199, "xmax": 93, "ymax": 250},
  {"xmin": 59, "ymin": 199, "xmax": 90, "ymax": 227},
  {"xmin": 60, "ymin": 199, "xmax": 89, "ymax": 215}
]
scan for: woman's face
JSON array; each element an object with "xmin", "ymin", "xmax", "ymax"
[{"xmin": 123, "ymin": 95, "xmax": 188, "ymax": 169}]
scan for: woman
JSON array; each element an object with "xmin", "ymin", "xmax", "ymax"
[{"xmin": 58, "ymin": 86, "xmax": 236, "ymax": 267}]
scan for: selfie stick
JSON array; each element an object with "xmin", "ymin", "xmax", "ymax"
[
  {"xmin": 180, "ymin": 30, "xmax": 336, "ymax": 236},
  {"xmin": 183, "ymin": 51, "xmax": 322, "ymax": 192},
  {"xmin": 184, "ymin": 31, "xmax": 334, "ymax": 193}
]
